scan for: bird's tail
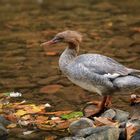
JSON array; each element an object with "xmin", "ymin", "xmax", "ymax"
[
  {"xmin": 127, "ymin": 68, "xmax": 140, "ymax": 78},
  {"xmin": 128, "ymin": 68, "xmax": 140, "ymax": 74}
]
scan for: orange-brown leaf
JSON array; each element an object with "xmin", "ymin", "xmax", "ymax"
[
  {"xmin": 34, "ymin": 116, "xmax": 48, "ymax": 124},
  {"xmin": 5, "ymin": 114, "xmax": 17, "ymax": 122},
  {"xmin": 94, "ymin": 117, "xmax": 118, "ymax": 127},
  {"xmin": 40, "ymin": 84, "xmax": 63, "ymax": 94},
  {"xmin": 126, "ymin": 125, "xmax": 138, "ymax": 140},
  {"xmin": 45, "ymin": 52, "xmax": 58, "ymax": 56}
]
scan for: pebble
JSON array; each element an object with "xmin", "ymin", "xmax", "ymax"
[{"xmin": 69, "ymin": 118, "xmax": 94, "ymax": 135}]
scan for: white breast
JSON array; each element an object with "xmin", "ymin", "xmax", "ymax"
[{"xmin": 68, "ymin": 77, "xmax": 102, "ymax": 96}]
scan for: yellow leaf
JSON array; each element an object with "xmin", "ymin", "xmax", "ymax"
[
  {"xmin": 21, "ymin": 115, "xmax": 31, "ymax": 120},
  {"xmin": 24, "ymin": 104, "xmax": 45, "ymax": 114},
  {"xmin": 14, "ymin": 110, "xmax": 27, "ymax": 117}
]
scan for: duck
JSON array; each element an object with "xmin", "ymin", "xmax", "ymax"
[{"xmin": 41, "ymin": 30, "xmax": 140, "ymax": 117}]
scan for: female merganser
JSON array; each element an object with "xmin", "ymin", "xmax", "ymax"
[{"xmin": 41, "ymin": 30, "xmax": 140, "ymax": 117}]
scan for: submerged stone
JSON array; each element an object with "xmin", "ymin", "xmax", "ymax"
[{"xmin": 69, "ymin": 118, "xmax": 94, "ymax": 135}]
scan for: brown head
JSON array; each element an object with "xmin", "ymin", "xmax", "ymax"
[{"xmin": 41, "ymin": 30, "xmax": 82, "ymax": 49}]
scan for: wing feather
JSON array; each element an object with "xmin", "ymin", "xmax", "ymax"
[{"xmin": 74, "ymin": 54, "xmax": 130, "ymax": 76}]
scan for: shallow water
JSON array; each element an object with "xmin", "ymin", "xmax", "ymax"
[{"xmin": 0, "ymin": 0, "xmax": 140, "ymax": 139}]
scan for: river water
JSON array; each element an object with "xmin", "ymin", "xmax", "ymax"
[{"xmin": 0, "ymin": 0, "xmax": 140, "ymax": 139}]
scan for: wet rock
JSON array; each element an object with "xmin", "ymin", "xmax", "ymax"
[
  {"xmin": 114, "ymin": 109, "xmax": 130, "ymax": 122},
  {"xmin": 0, "ymin": 116, "xmax": 11, "ymax": 127},
  {"xmin": 126, "ymin": 119, "xmax": 140, "ymax": 128},
  {"xmin": 60, "ymin": 137, "xmax": 85, "ymax": 140},
  {"xmin": 82, "ymin": 126, "xmax": 120, "ymax": 140},
  {"xmin": 0, "ymin": 123, "xmax": 8, "ymax": 138},
  {"xmin": 69, "ymin": 118, "xmax": 94, "ymax": 135},
  {"xmin": 101, "ymin": 109, "xmax": 116, "ymax": 119},
  {"xmin": 119, "ymin": 128, "xmax": 126, "ymax": 140},
  {"xmin": 76, "ymin": 126, "xmax": 119, "ymax": 138}
]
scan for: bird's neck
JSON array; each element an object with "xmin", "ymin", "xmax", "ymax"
[{"xmin": 59, "ymin": 42, "xmax": 79, "ymax": 73}]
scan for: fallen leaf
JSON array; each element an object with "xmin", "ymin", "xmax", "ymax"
[
  {"xmin": 126, "ymin": 125, "xmax": 138, "ymax": 140},
  {"xmin": 7, "ymin": 123, "xmax": 17, "ymax": 129},
  {"xmin": 54, "ymin": 120, "xmax": 71, "ymax": 130},
  {"xmin": 5, "ymin": 114, "xmax": 17, "ymax": 122},
  {"xmin": 131, "ymin": 27, "xmax": 140, "ymax": 33},
  {"xmin": 37, "ymin": 124, "xmax": 53, "ymax": 131},
  {"xmin": 40, "ymin": 84, "xmax": 63, "ymax": 94},
  {"xmin": 14, "ymin": 110, "xmax": 27, "ymax": 117},
  {"xmin": 45, "ymin": 52, "xmax": 58, "ymax": 56},
  {"xmin": 35, "ymin": 116, "xmax": 48, "ymax": 124},
  {"xmin": 45, "ymin": 135, "xmax": 57, "ymax": 140},
  {"xmin": 24, "ymin": 104, "xmax": 45, "ymax": 114},
  {"xmin": 94, "ymin": 117, "xmax": 118, "ymax": 127},
  {"xmin": 53, "ymin": 118, "xmax": 78, "ymax": 130}
]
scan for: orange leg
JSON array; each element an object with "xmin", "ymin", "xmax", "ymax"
[{"xmin": 83, "ymin": 96, "xmax": 108, "ymax": 117}]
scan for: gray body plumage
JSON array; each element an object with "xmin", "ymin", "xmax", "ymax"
[{"xmin": 59, "ymin": 47, "xmax": 140, "ymax": 96}]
